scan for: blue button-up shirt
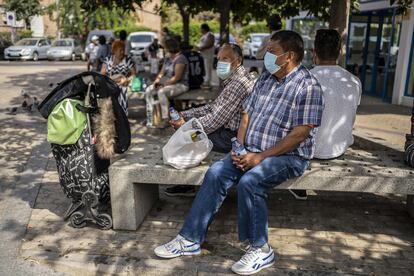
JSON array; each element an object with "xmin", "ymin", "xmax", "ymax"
[{"xmin": 243, "ymin": 65, "xmax": 324, "ymax": 159}]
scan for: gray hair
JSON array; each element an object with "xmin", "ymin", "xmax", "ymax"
[{"xmin": 220, "ymin": 43, "xmax": 243, "ymax": 65}]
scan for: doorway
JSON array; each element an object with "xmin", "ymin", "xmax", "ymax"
[{"xmin": 346, "ymin": 8, "xmax": 401, "ymax": 102}]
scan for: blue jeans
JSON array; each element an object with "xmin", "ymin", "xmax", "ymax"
[{"xmin": 179, "ymin": 154, "xmax": 309, "ymax": 247}]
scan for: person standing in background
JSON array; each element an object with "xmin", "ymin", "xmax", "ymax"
[
  {"xmin": 85, "ymin": 36, "xmax": 99, "ymax": 71},
  {"xmin": 147, "ymin": 38, "xmax": 162, "ymax": 79},
  {"xmin": 119, "ymin": 30, "xmax": 131, "ymax": 57},
  {"xmin": 197, "ymin": 23, "xmax": 215, "ymax": 89},
  {"xmin": 96, "ymin": 35, "xmax": 111, "ymax": 72},
  {"xmin": 255, "ymin": 14, "xmax": 283, "ymax": 59}
]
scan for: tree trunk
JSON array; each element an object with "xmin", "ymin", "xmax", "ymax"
[
  {"xmin": 329, "ymin": 0, "xmax": 350, "ymax": 66},
  {"xmin": 178, "ymin": 4, "xmax": 190, "ymax": 44},
  {"xmin": 218, "ymin": 0, "xmax": 231, "ymax": 45}
]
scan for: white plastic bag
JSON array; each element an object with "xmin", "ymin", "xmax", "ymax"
[{"xmin": 163, "ymin": 118, "xmax": 213, "ymax": 169}]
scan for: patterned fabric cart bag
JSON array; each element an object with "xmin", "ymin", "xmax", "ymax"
[{"xmin": 38, "ymin": 72, "xmax": 131, "ymax": 229}]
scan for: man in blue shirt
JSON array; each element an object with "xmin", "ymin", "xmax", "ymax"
[{"xmin": 154, "ymin": 31, "xmax": 324, "ymax": 275}]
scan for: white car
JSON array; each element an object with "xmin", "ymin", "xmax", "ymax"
[
  {"xmin": 242, "ymin": 33, "xmax": 268, "ymax": 59},
  {"xmin": 128, "ymin": 31, "xmax": 157, "ymax": 58}
]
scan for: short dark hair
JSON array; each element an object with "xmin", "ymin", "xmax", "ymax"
[
  {"xmin": 270, "ymin": 30, "xmax": 304, "ymax": 62},
  {"xmin": 165, "ymin": 38, "xmax": 180, "ymax": 54},
  {"xmin": 119, "ymin": 30, "xmax": 127, "ymax": 41},
  {"xmin": 267, "ymin": 14, "xmax": 282, "ymax": 31},
  {"xmin": 314, "ymin": 29, "xmax": 341, "ymax": 61},
  {"xmin": 98, "ymin": 35, "xmax": 106, "ymax": 45},
  {"xmin": 201, "ymin": 23, "xmax": 210, "ymax": 32}
]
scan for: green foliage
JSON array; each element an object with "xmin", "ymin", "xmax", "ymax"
[
  {"xmin": 0, "ymin": 32, "xmax": 12, "ymax": 43},
  {"xmin": 18, "ymin": 30, "xmax": 33, "ymax": 39},
  {"xmin": 113, "ymin": 26, "xmax": 153, "ymax": 38},
  {"xmin": 168, "ymin": 20, "xmax": 220, "ymax": 46},
  {"xmin": 239, "ymin": 22, "xmax": 268, "ymax": 39},
  {"xmin": 390, "ymin": 0, "xmax": 413, "ymax": 14},
  {"xmin": 50, "ymin": 0, "xmax": 141, "ymax": 41},
  {"xmin": 3, "ymin": 0, "xmax": 42, "ymax": 25},
  {"xmin": 81, "ymin": 0, "xmax": 146, "ymax": 13}
]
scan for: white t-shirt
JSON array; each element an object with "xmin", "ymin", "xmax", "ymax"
[
  {"xmin": 311, "ymin": 65, "xmax": 362, "ymax": 159},
  {"xmin": 198, "ymin": 32, "xmax": 214, "ymax": 57}
]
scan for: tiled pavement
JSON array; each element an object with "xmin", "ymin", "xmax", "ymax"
[{"xmin": 18, "ymin": 95, "xmax": 414, "ymax": 275}]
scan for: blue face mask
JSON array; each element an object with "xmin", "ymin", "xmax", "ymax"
[
  {"xmin": 264, "ymin": 52, "xmax": 287, "ymax": 75},
  {"xmin": 216, "ymin": 61, "xmax": 234, "ymax": 80}
]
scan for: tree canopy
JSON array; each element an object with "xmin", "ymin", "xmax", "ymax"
[{"xmin": 3, "ymin": 0, "xmax": 43, "ymax": 26}]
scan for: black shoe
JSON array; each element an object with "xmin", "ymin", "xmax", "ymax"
[
  {"xmin": 165, "ymin": 185, "xmax": 196, "ymax": 197},
  {"xmin": 288, "ymin": 189, "xmax": 308, "ymax": 200}
]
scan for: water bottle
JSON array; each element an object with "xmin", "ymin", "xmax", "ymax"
[
  {"xmin": 169, "ymin": 107, "xmax": 181, "ymax": 121},
  {"xmin": 231, "ymin": 137, "xmax": 247, "ymax": 156}
]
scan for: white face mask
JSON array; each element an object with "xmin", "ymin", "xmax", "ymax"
[
  {"xmin": 216, "ymin": 59, "xmax": 237, "ymax": 80},
  {"xmin": 264, "ymin": 51, "xmax": 288, "ymax": 74}
]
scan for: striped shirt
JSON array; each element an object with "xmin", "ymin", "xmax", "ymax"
[
  {"xmin": 243, "ymin": 65, "xmax": 324, "ymax": 159},
  {"xmin": 181, "ymin": 65, "xmax": 255, "ymax": 134}
]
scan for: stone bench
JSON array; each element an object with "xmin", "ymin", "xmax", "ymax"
[{"xmin": 109, "ymin": 142, "xmax": 414, "ymax": 230}]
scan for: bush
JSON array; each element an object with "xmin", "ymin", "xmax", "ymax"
[
  {"xmin": 0, "ymin": 32, "xmax": 12, "ymax": 43},
  {"xmin": 113, "ymin": 25, "xmax": 152, "ymax": 38},
  {"xmin": 239, "ymin": 22, "xmax": 268, "ymax": 39},
  {"xmin": 18, "ymin": 29, "xmax": 33, "ymax": 39},
  {"xmin": 168, "ymin": 20, "xmax": 220, "ymax": 46}
]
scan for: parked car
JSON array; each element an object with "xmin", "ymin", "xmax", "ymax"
[
  {"xmin": 4, "ymin": 38, "xmax": 51, "ymax": 61},
  {"xmin": 242, "ymin": 33, "xmax": 268, "ymax": 59},
  {"xmin": 47, "ymin": 38, "xmax": 85, "ymax": 61},
  {"xmin": 0, "ymin": 39, "xmax": 12, "ymax": 60},
  {"xmin": 213, "ymin": 33, "xmax": 237, "ymax": 54},
  {"xmin": 128, "ymin": 31, "xmax": 157, "ymax": 58}
]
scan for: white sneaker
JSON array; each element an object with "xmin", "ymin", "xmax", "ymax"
[
  {"xmin": 231, "ymin": 244, "xmax": 275, "ymax": 275},
  {"xmin": 154, "ymin": 235, "xmax": 201, "ymax": 259}
]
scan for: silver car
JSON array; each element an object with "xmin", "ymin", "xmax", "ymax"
[
  {"xmin": 4, "ymin": 38, "xmax": 51, "ymax": 61},
  {"xmin": 47, "ymin": 39, "xmax": 85, "ymax": 61}
]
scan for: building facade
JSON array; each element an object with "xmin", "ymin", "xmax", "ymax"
[{"xmin": 287, "ymin": 0, "xmax": 414, "ymax": 107}]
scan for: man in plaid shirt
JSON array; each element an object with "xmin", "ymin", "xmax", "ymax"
[
  {"xmin": 155, "ymin": 31, "xmax": 324, "ymax": 275},
  {"xmin": 167, "ymin": 43, "xmax": 255, "ymax": 197}
]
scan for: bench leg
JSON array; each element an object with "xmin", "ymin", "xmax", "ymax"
[
  {"xmin": 407, "ymin": 195, "xmax": 414, "ymax": 219},
  {"xmin": 110, "ymin": 169, "xmax": 159, "ymax": 230}
]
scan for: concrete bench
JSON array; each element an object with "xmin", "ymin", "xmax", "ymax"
[{"xmin": 109, "ymin": 142, "xmax": 414, "ymax": 230}]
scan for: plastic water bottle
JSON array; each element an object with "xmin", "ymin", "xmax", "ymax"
[
  {"xmin": 231, "ymin": 137, "xmax": 247, "ymax": 156},
  {"xmin": 169, "ymin": 107, "xmax": 181, "ymax": 121}
]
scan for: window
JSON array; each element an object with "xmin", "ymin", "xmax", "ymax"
[{"xmin": 405, "ymin": 31, "xmax": 414, "ymax": 97}]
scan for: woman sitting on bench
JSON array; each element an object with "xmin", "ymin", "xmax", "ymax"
[{"xmin": 145, "ymin": 38, "xmax": 189, "ymax": 128}]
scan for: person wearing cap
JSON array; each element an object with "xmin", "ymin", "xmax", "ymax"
[
  {"xmin": 85, "ymin": 36, "xmax": 99, "ymax": 71},
  {"xmin": 255, "ymin": 14, "xmax": 283, "ymax": 59}
]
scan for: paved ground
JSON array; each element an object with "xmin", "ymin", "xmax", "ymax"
[{"xmin": 0, "ymin": 61, "xmax": 413, "ymax": 275}]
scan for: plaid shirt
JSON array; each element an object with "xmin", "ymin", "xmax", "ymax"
[
  {"xmin": 181, "ymin": 65, "xmax": 255, "ymax": 134},
  {"xmin": 243, "ymin": 65, "xmax": 324, "ymax": 159}
]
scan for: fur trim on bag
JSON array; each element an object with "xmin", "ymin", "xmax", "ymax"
[{"xmin": 94, "ymin": 98, "xmax": 116, "ymax": 159}]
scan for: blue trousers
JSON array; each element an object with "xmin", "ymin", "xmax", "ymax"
[{"xmin": 179, "ymin": 154, "xmax": 309, "ymax": 247}]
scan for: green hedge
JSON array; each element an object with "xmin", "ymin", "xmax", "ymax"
[
  {"xmin": 0, "ymin": 32, "xmax": 12, "ymax": 43},
  {"xmin": 113, "ymin": 25, "xmax": 152, "ymax": 38},
  {"xmin": 239, "ymin": 22, "xmax": 268, "ymax": 39},
  {"xmin": 18, "ymin": 30, "xmax": 33, "ymax": 39},
  {"xmin": 168, "ymin": 20, "xmax": 220, "ymax": 46}
]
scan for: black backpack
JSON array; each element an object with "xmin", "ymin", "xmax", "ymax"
[
  {"xmin": 183, "ymin": 50, "xmax": 205, "ymax": 90},
  {"xmin": 38, "ymin": 71, "xmax": 131, "ymax": 154}
]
